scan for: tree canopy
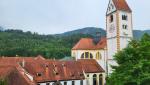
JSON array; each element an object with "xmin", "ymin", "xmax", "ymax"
[
  {"xmin": 0, "ymin": 29, "xmax": 92, "ymax": 59},
  {"xmin": 0, "ymin": 79, "xmax": 7, "ymax": 85},
  {"xmin": 107, "ymin": 33, "xmax": 150, "ymax": 85}
]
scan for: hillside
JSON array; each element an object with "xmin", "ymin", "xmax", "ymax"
[
  {"xmin": 0, "ymin": 28, "xmax": 92, "ymax": 59},
  {"xmin": 133, "ymin": 30, "xmax": 150, "ymax": 39},
  {"xmin": 58, "ymin": 27, "xmax": 150, "ymax": 40},
  {"xmin": 0, "ymin": 27, "xmax": 149, "ymax": 59},
  {"xmin": 56, "ymin": 27, "xmax": 106, "ymax": 37}
]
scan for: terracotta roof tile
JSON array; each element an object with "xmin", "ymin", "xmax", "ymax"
[
  {"xmin": 0, "ymin": 66, "xmax": 36, "ymax": 85},
  {"xmin": 0, "ymin": 56, "xmax": 104, "ymax": 83},
  {"xmin": 72, "ymin": 38, "xmax": 96, "ymax": 50},
  {"xmin": 0, "ymin": 66, "xmax": 15, "ymax": 79},
  {"xmin": 96, "ymin": 37, "xmax": 107, "ymax": 49},
  {"xmin": 78, "ymin": 59, "xmax": 105, "ymax": 73},
  {"xmin": 72, "ymin": 37, "xmax": 106, "ymax": 50},
  {"xmin": 112, "ymin": 0, "xmax": 132, "ymax": 12}
]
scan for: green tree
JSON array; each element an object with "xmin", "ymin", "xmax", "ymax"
[
  {"xmin": 0, "ymin": 79, "xmax": 7, "ymax": 85},
  {"xmin": 0, "ymin": 29, "xmax": 92, "ymax": 59},
  {"xmin": 107, "ymin": 33, "xmax": 150, "ymax": 85}
]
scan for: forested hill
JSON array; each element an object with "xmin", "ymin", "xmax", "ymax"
[
  {"xmin": 56, "ymin": 27, "xmax": 106, "ymax": 37},
  {"xmin": 0, "ymin": 27, "xmax": 149, "ymax": 59},
  {"xmin": 58, "ymin": 27, "xmax": 150, "ymax": 40},
  {"xmin": 0, "ymin": 29, "xmax": 92, "ymax": 59}
]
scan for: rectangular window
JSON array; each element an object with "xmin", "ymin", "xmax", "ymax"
[
  {"xmin": 122, "ymin": 15, "xmax": 128, "ymax": 20},
  {"xmin": 80, "ymin": 80, "xmax": 83, "ymax": 85},
  {"xmin": 46, "ymin": 83, "xmax": 49, "ymax": 85},
  {"xmin": 72, "ymin": 81, "xmax": 75, "ymax": 85},
  {"xmin": 122, "ymin": 25, "xmax": 128, "ymax": 29},
  {"xmin": 64, "ymin": 82, "xmax": 67, "ymax": 85},
  {"xmin": 109, "ymin": 15, "xmax": 113, "ymax": 23}
]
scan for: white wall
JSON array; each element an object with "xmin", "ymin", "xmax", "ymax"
[
  {"xmin": 119, "ymin": 11, "xmax": 133, "ymax": 38},
  {"xmin": 119, "ymin": 11, "xmax": 133, "ymax": 50},
  {"xmin": 107, "ymin": 38, "xmax": 117, "ymax": 59},
  {"xmin": 71, "ymin": 49, "xmax": 107, "ymax": 71},
  {"xmin": 106, "ymin": 12, "xmax": 117, "ymax": 38},
  {"xmin": 85, "ymin": 73, "xmax": 105, "ymax": 85},
  {"xmin": 38, "ymin": 80, "xmax": 86, "ymax": 85},
  {"xmin": 106, "ymin": 10, "xmax": 133, "ymax": 74}
]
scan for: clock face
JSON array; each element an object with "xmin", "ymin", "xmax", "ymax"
[{"xmin": 109, "ymin": 24, "xmax": 115, "ymax": 33}]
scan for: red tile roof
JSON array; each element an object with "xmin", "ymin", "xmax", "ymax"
[
  {"xmin": 112, "ymin": 0, "xmax": 132, "ymax": 12},
  {"xmin": 72, "ymin": 37, "xmax": 106, "ymax": 50},
  {"xmin": 0, "ymin": 56, "xmax": 104, "ymax": 84},
  {"xmin": 24, "ymin": 60, "xmax": 85, "ymax": 82},
  {"xmin": 0, "ymin": 66, "xmax": 36, "ymax": 85},
  {"xmin": 78, "ymin": 59, "xmax": 105, "ymax": 73},
  {"xmin": 0, "ymin": 66, "xmax": 15, "ymax": 79}
]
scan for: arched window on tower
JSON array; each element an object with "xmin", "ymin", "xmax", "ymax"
[
  {"xmin": 96, "ymin": 52, "xmax": 102, "ymax": 60},
  {"xmin": 93, "ymin": 74, "xmax": 97, "ymax": 85},
  {"xmin": 110, "ymin": 14, "xmax": 113, "ymax": 23}
]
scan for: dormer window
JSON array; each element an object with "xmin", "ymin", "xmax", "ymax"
[
  {"xmin": 122, "ymin": 15, "xmax": 128, "ymax": 20},
  {"xmin": 53, "ymin": 70, "xmax": 59, "ymax": 75},
  {"xmin": 110, "ymin": 15, "xmax": 113, "ymax": 23},
  {"xmin": 53, "ymin": 64, "xmax": 57, "ymax": 67},
  {"xmin": 37, "ymin": 73, "xmax": 42, "ymax": 77},
  {"xmin": 62, "ymin": 63, "xmax": 66, "ymax": 67},
  {"xmin": 80, "ymin": 73, "xmax": 84, "ymax": 76},
  {"xmin": 45, "ymin": 64, "xmax": 48, "ymax": 67}
]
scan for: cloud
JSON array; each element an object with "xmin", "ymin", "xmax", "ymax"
[{"xmin": 0, "ymin": 0, "xmax": 149, "ymax": 34}]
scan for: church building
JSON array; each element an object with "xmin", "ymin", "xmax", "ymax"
[{"xmin": 72, "ymin": 0, "xmax": 133, "ymax": 74}]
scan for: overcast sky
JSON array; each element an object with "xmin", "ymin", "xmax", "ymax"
[{"xmin": 0, "ymin": 0, "xmax": 150, "ymax": 34}]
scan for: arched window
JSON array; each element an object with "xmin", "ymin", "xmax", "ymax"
[
  {"xmin": 52, "ymin": 81, "xmax": 62, "ymax": 85},
  {"xmin": 93, "ymin": 74, "xmax": 97, "ymax": 85},
  {"xmin": 99, "ymin": 74, "xmax": 103, "ymax": 85},
  {"xmin": 90, "ymin": 53, "xmax": 93, "ymax": 59},
  {"xmin": 110, "ymin": 14, "xmax": 113, "ymax": 22},
  {"xmin": 81, "ymin": 52, "xmax": 93, "ymax": 59},
  {"xmin": 96, "ymin": 52, "xmax": 101, "ymax": 60},
  {"xmin": 85, "ymin": 52, "xmax": 89, "ymax": 58},
  {"xmin": 81, "ymin": 53, "xmax": 84, "ymax": 59}
]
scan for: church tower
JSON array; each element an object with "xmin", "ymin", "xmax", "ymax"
[{"xmin": 106, "ymin": 0, "xmax": 133, "ymax": 74}]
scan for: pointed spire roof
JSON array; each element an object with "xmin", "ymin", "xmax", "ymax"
[{"xmin": 112, "ymin": 0, "xmax": 132, "ymax": 12}]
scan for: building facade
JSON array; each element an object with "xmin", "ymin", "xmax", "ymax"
[
  {"xmin": 72, "ymin": 0, "xmax": 133, "ymax": 74},
  {"xmin": 71, "ymin": 37, "xmax": 107, "ymax": 71},
  {"xmin": 106, "ymin": 0, "xmax": 133, "ymax": 74}
]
